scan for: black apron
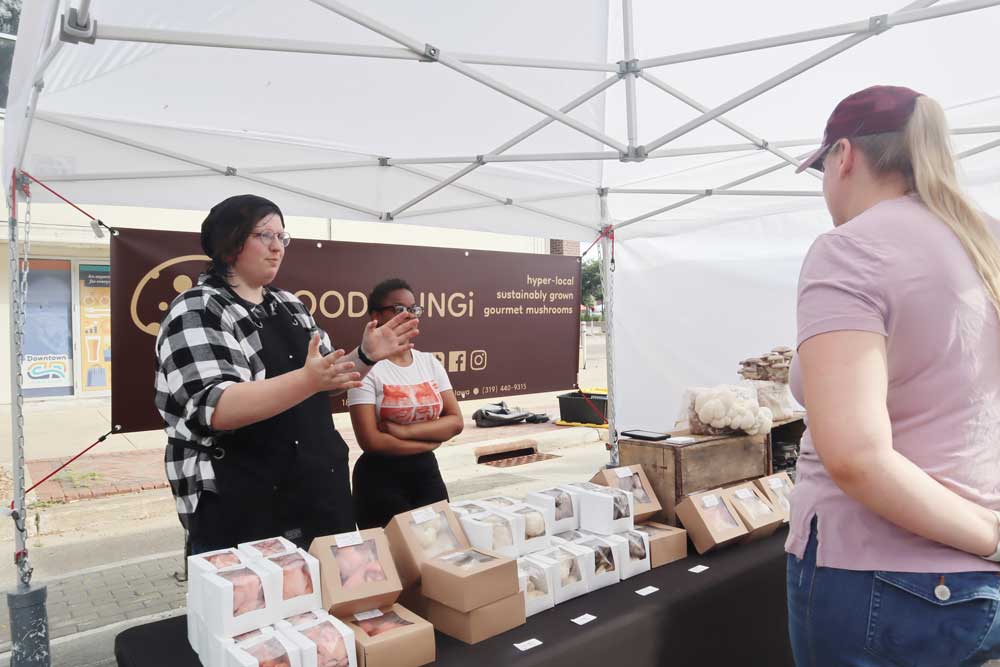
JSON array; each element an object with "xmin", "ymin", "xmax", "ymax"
[{"xmin": 188, "ymin": 299, "xmax": 355, "ymax": 552}]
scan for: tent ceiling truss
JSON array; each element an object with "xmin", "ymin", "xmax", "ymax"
[{"xmin": 26, "ymin": 0, "xmax": 1000, "ymax": 230}]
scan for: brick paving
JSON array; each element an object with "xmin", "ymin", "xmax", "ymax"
[
  {"xmin": 0, "ymin": 554, "xmax": 186, "ymax": 649},
  {"xmin": 23, "ymin": 410, "xmax": 570, "ymax": 504},
  {"xmin": 25, "ymin": 449, "xmax": 171, "ymax": 503}
]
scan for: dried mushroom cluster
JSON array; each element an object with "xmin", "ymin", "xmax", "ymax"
[{"xmin": 738, "ymin": 346, "xmax": 794, "ymax": 384}]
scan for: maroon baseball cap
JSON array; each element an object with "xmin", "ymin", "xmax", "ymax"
[{"xmin": 797, "ymin": 85, "xmax": 923, "ymax": 173}]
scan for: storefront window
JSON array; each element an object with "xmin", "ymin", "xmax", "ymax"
[
  {"xmin": 79, "ymin": 264, "xmax": 112, "ymax": 392},
  {"xmin": 21, "ymin": 259, "xmax": 74, "ymax": 398}
]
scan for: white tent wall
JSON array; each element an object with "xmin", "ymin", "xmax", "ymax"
[
  {"xmin": 611, "ymin": 211, "xmax": 827, "ymax": 436},
  {"xmin": 611, "ymin": 179, "xmax": 1000, "ymax": 436}
]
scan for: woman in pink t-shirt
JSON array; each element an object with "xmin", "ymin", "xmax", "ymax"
[{"xmin": 787, "ymin": 86, "xmax": 1000, "ymax": 666}]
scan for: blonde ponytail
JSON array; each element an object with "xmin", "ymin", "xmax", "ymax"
[
  {"xmin": 855, "ymin": 96, "xmax": 1000, "ymax": 314},
  {"xmin": 906, "ymin": 97, "xmax": 1000, "ymax": 315}
]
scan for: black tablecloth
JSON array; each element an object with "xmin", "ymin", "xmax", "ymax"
[{"xmin": 115, "ymin": 529, "xmax": 793, "ymax": 667}]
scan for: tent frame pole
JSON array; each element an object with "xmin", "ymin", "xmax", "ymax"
[
  {"xmin": 622, "ymin": 0, "xmax": 639, "ymax": 152},
  {"xmin": 34, "ymin": 114, "xmax": 383, "ymax": 218},
  {"xmin": 638, "ymin": 0, "xmax": 1000, "ymax": 68},
  {"xmin": 393, "ymin": 166, "xmax": 599, "ymax": 230},
  {"xmin": 611, "ymin": 188, "xmax": 822, "ymax": 197},
  {"xmin": 619, "ymin": 150, "xmax": 816, "ymax": 228},
  {"xmin": 642, "ymin": 0, "xmax": 941, "ymax": 155},
  {"xmin": 94, "ymin": 23, "xmax": 616, "ymax": 72},
  {"xmin": 958, "ymin": 137, "xmax": 1000, "ymax": 159},
  {"xmin": 639, "ymin": 71, "xmax": 821, "ymax": 179},
  {"xmin": 307, "ymin": 0, "xmax": 628, "ymax": 153},
  {"xmin": 388, "ymin": 75, "xmax": 620, "ymax": 219},
  {"xmin": 598, "ymin": 191, "xmax": 617, "ymax": 466},
  {"xmin": 619, "ymin": 132, "xmax": 998, "ymax": 227}
]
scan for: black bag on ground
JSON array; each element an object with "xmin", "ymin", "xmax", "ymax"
[{"xmin": 472, "ymin": 402, "xmax": 532, "ymax": 428}]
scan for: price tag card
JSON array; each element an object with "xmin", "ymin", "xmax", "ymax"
[
  {"xmin": 614, "ymin": 467, "xmax": 634, "ymax": 478},
  {"xmin": 354, "ymin": 609, "xmax": 383, "ymax": 621},
  {"xmin": 335, "ymin": 531, "xmax": 363, "ymax": 548},
  {"xmin": 768, "ymin": 478, "xmax": 787, "ymax": 489},
  {"xmin": 689, "ymin": 565, "xmax": 710, "ymax": 574},
  {"xmin": 514, "ymin": 639, "xmax": 543, "ymax": 651},
  {"xmin": 572, "ymin": 614, "xmax": 597, "ymax": 626},
  {"xmin": 667, "ymin": 436, "xmax": 696, "ymax": 444},
  {"xmin": 635, "ymin": 586, "xmax": 659, "ymax": 597},
  {"xmin": 734, "ymin": 488, "xmax": 754, "ymax": 500},
  {"xmin": 701, "ymin": 494, "xmax": 719, "ymax": 509},
  {"xmin": 411, "ymin": 507, "xmax": 437, "ymax": 525}
]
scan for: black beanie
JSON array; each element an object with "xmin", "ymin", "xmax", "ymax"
[{"xmin": 200, "ymin": 195, "xmax": 284, "ymax": 276}]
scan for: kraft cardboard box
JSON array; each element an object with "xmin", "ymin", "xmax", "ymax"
[
  {"xmin": 425, "ymin": 591, "xmax": 526, "ymax": 645},
  {"xmin": 754, "ymin": 473, "xmax": 794, "ymax": 523},
  {"xmin": 675, "ymin": 490, "xmax": 748, "ymax": 555},
  {"xmin": 590, "ymin": 465, "xmax": 662, "ymax": 522},
  {"xmin": 634, "ymin": 522, "xmax": 688, "ymax": 568},
  {"xmin": 420, "ymin": 548, "xmax": 518, "ymax": 613},
  {"xmin": 342, "ymin": 604, "xmax": 435, "ymax": 667},
  {"xmin": 385, "ymin": 501, "xmax": 470, "ymax": 590},
  {"xmin": 309, "ymin": 529, "xmax": 402, "ymax": 618},
  {"xmin": 397, "ymin": 584, "xmax": 430, "ymax": 620},
  {"xmin": 724, "ymin": 483, "xmax": 783, "ymax": 542}
]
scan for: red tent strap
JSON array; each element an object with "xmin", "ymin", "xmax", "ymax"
[
  {"xmin": 580, "ymin": 392, "xmax": 608, "ymax": 425},
  {"xmin": 581, "ymin": 225, "xmax": 616, "ymax": 272},
  {"xmin": 9, "ymin": 426, "xmax": 120, "ymax": 511},
  {"xmin": 21, "ymin": 170, "xmax": 98, "ymax": 222}
]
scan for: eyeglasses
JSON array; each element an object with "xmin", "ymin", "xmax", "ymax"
[
  {"xmin": 252, "ymin": 230, "xmax": 292, "ymax": 247},
  {"xmin": 375, "ymin": 304, "xmax": 424, "ymax": 317}
]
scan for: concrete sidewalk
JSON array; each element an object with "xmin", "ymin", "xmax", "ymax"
[
  {"xmin": 2, "ymin": 333, "xmax": 608, "ymax": 504},
  {"xmin": 17, "ymin": 391, "xmax": 601, "ymax": 503}
]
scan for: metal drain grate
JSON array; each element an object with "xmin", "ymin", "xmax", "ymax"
[{"xmin": 481, "ymin": 452, "xmax": 561, "ymax": 468}]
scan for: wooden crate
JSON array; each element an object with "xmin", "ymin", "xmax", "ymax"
[{"xmin": 619, "ymin": 416, "xmax": 803, "ymax": 526}]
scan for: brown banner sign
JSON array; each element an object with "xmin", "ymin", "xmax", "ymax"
[{"xmin": 111, "ymin": 229, "xmax": 581, "ymax": 433}]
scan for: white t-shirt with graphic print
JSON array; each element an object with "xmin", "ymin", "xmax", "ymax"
[{"xmin": 346, "ymin": 351, "xmax": 453, "ymax": 425}]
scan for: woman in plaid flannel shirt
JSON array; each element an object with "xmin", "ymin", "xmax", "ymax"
[{"xmin": 155, "ymin": 195, "xmax": 418, "ymax": 553}]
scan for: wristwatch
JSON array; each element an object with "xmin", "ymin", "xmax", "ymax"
[
  {"xmin": 983, "ymin": 511, "xmax": 1000, "ymax": 562},
  {"xmin": 357, "ymin": 345, "xmax": 376, "ymax": 367}
]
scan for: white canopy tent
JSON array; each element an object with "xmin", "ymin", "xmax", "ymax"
[{"xmin": 5, "ymin": 0, "xmax": 1000, "ymax": 583}]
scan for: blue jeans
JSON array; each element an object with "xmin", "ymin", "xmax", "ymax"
[{"xmin": 787, "ymin": 519, "xmax": 1000, "ymax": 667}]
